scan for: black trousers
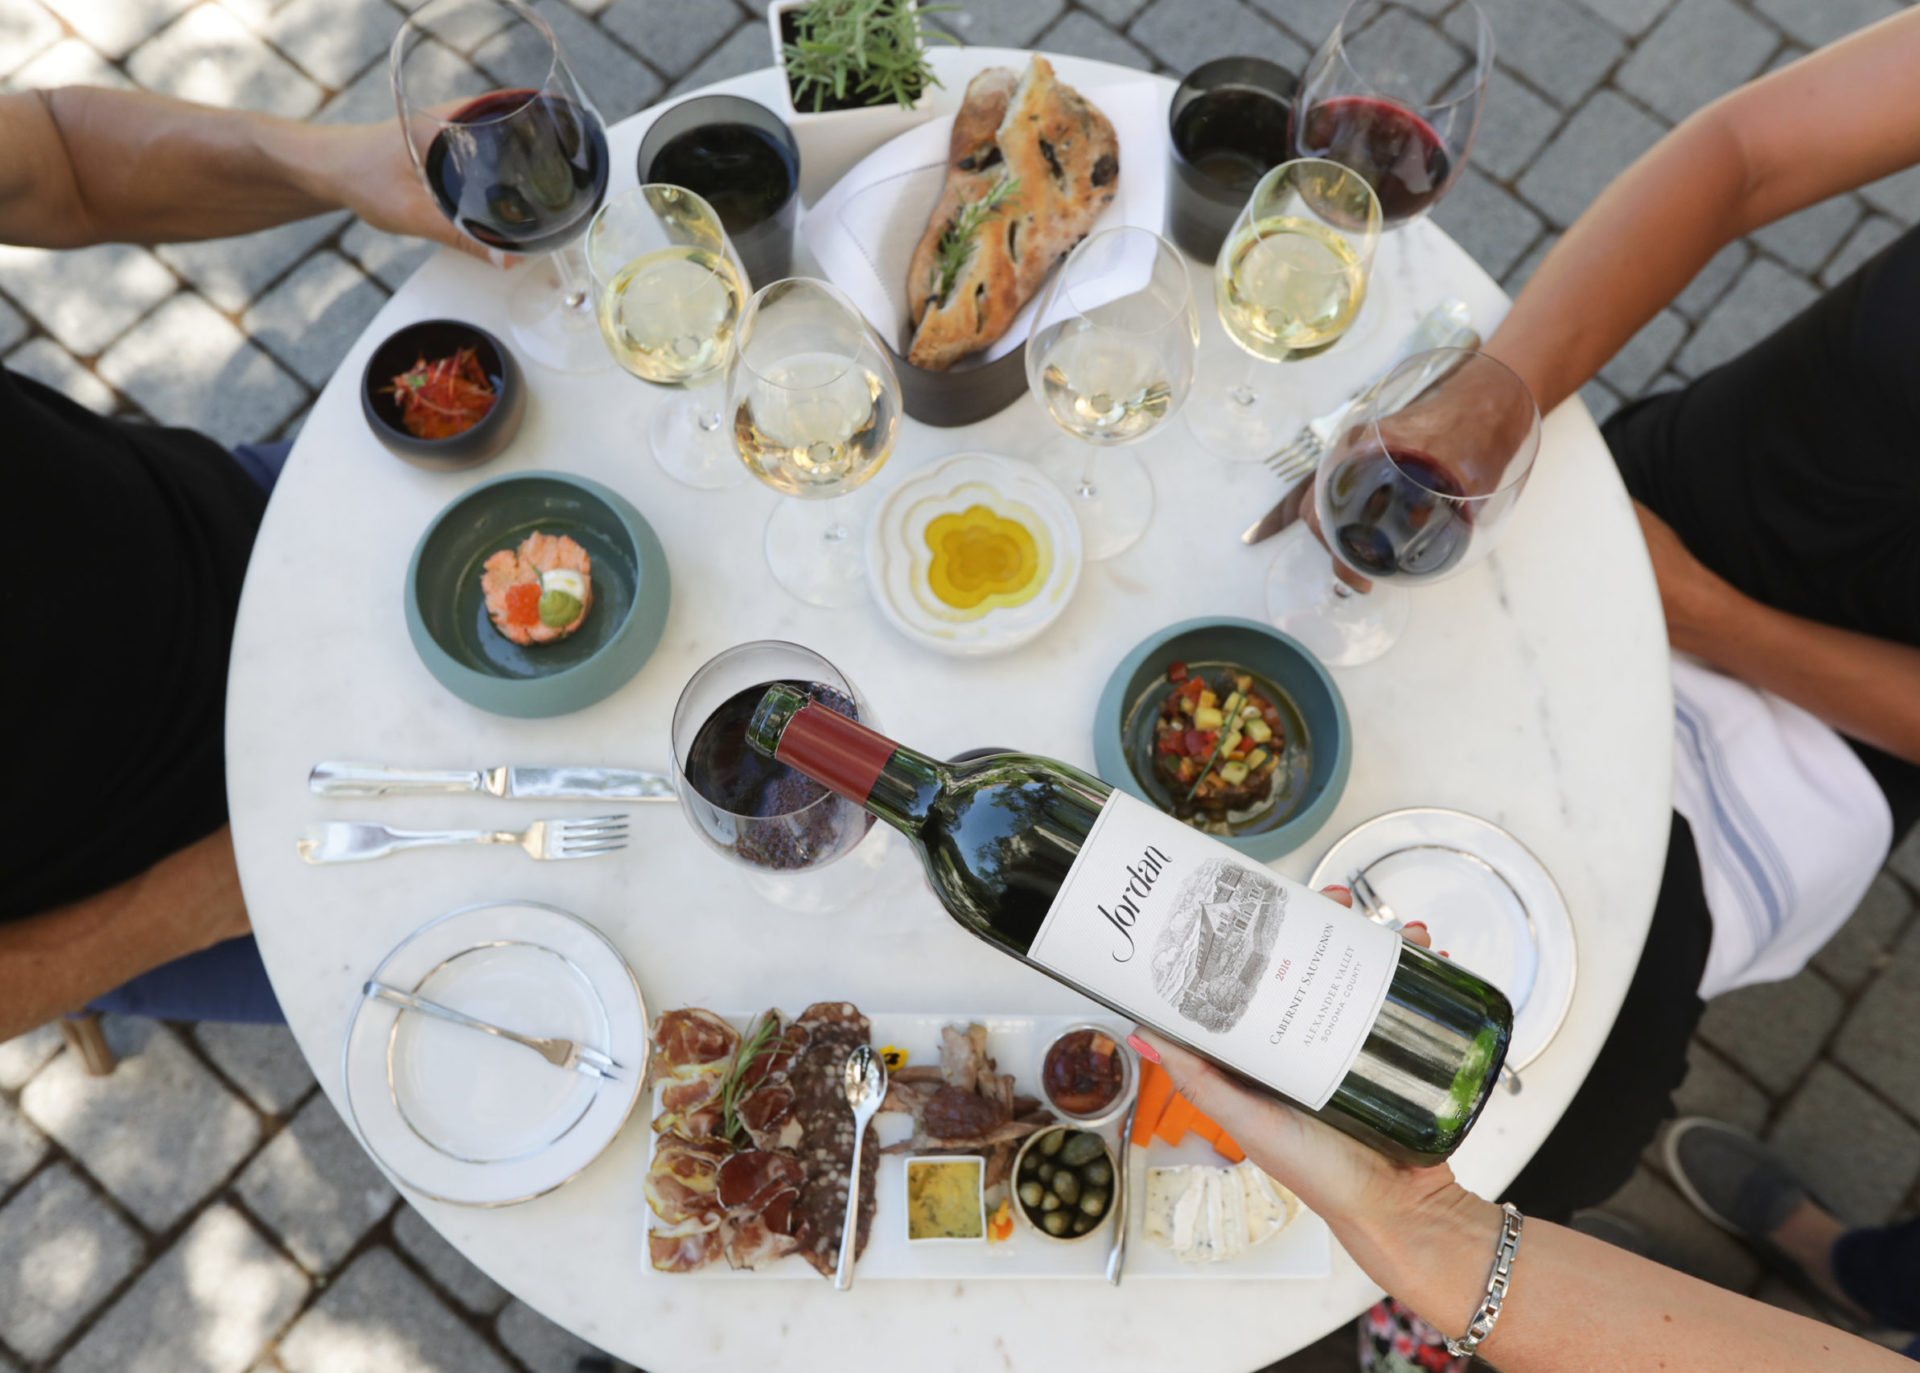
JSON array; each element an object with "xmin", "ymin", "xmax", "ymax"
[{"xmin": 1507, "ymin": 224, "xmax": 1920, "ymax": 1221}]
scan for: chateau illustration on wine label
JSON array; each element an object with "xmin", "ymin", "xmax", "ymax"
[{"xmin": 1027, "ymin": 791, "xmax": 1402, "ymax": 1111}]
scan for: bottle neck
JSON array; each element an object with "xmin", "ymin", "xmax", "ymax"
[{"xmin": 750, "ymin": 687, "xmax": 945, "ymax": 835}]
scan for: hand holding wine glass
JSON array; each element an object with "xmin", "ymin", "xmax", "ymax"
[
  {"xmin": 584, "ymin": 185, "xmax": 749, "ymax": 489},
  {"xmin": 1268, "ymin": 347, "xmax": 1541, "ymax": 665},
  {"xmin": 391, "ymin": 0, "xmax": 611, "ymax": 373}
]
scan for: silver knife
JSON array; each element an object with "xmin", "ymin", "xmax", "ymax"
[
  {"xmin": 309, "ymin": 761, "xmax": 676, "ymax": 801},
  {"xmin": 1241, "ymin": 315, "xmax": 1482, "ymax": 546}
]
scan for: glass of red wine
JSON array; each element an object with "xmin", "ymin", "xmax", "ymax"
[
  {"xmin": 1266, "ymin": 347, "xmax": 1539, "ymax": 665},
  {"xmin": 391, "ymin": 0, "xmax": 612, "ymax": 373},
  {"xmin": 671, "ymin": 640, "xmax": 887, "ymax": 911},
  {"xmin": 1291, "ymin": 0, "xmax": 1493, "ymax": 230}
]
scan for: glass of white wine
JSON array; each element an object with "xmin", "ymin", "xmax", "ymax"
[
  {"xmin": 727, "ymin": 278, "xmax": 903, "ymax": 607},
  {"xmin": 1186, "ymin": 158, "xmax": 1381, "ymax": 464},
  {"xmin": 1025, "ymin": 227, "xmax": 1200, "ymax": 561},
  {"xmin": 584, "ymin": 185, "xmax": 749, "ymax": 489}
]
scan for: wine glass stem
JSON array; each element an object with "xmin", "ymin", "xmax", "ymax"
[
  {"xmin": 1077, "ymin": 443, "xmax": 1099, "ymax": 499},
  {"xmin": 552, "ymin": 243, "xmax": 592, "ymax": 313},
  {"xmin": 824, "ymin": 521, "xmax": 849, "ymax": 545},
  {"xmin": 697, "ymin": 408, "xmax": 722, "ymax": 433},
  {"xmin": 1228, "ymin": 353, "xmax": 1261, "ymax": 409}
]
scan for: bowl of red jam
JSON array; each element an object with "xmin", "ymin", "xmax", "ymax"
[{"xmin": 1039, "ymin": 1025, "xmax": 1134, "ymax": 1126}]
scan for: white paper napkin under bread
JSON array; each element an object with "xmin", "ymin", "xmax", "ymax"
[{"xmin": 800, "ymin": 75, "xmax": 1170, "ymax": 367}]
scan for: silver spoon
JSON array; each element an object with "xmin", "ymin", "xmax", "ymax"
[{"xmin": 834, "ymin": 1045, "xmax": 888, "ymax": 1291}]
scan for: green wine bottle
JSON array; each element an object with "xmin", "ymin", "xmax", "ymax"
[{"xmin": 748, "ymin": 682, "xmax": 1512, "ymax": 1166}]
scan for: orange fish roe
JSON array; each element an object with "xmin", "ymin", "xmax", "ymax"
[{"xmin": 504, "ymin": 581, "xmax": 542, "ymax": 627}]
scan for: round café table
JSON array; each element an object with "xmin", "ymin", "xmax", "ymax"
[{"xmin": 226, "ymin": 45, "xmax": 1672, "ymax": 1372}]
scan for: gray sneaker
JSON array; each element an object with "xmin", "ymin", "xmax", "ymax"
[{"xmin": 1661, "ymin": 1116, "xmax": 1818, "ymax": 1241}]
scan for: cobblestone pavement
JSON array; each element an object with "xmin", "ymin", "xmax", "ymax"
[{"xmin": 4, "ymin": 0, "xmax": 1919, "ymax": 1369}]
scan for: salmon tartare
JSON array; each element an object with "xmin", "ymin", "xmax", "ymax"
[{"xmin": 481, "ymin": 531, "xmax": 593, "ymax": 646}]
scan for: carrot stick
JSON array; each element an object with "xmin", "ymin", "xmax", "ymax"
[
  {"xmin": 1189, "ymin": 1113, "xmax": 1222, "ymax": 1144},
  {"xmin": 1155, "ymin": 1093, "xmax": 1198, "ymax": 1147},
  {"xmin": 1214, "ymin": 1131, "xmax": 1246, "ymax": 1164},
  {"xmin": 1132, "ymin": 1060, "xmax": 1175, "ymax": 1147}
]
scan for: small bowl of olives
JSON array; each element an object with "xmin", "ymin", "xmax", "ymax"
[{"xmin": 1011, "ymin": 1126, "xmax": 1116, "ymax": 1243}]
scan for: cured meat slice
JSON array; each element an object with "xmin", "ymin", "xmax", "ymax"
[
  {"xmin": 737, "ymin": 1021, "xmax": 810, "ymax": 1094},
  {"xmin": 717, "ymin": 1150, "xmax": 806, "ymax": 1212},
  {"xmin": 738, "ymin": 1082, "xmax": 802, "ymax": 1152},
  {"xmin": 645, "ymin": 1140, "xmax": 728, "ymax": 1226},
  {"xmin": 652, "ymin": 1009, "xmax": 739, "ymax": 1077},
  {"xmin": 649, "ymin": 1218, "xmax": 726, "ymax": 1273},
  {"xmin": 922, "ymin": 1083, "xmax": 1009, "ymax": 1139},
  {"xmin": 660, "ymin": 1074, "xmax": 723, "ymax": 1115},
  {"xmin": 726, "ymin": 1188, "xmax": 803, "ymax": 1271},
  {"xmin": 654, "ymin": 1100, "xmax": 725, "ymax": 1140}
]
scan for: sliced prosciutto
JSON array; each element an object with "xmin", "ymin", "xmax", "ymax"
[{"xmin": 716, "ymin": 1150, "xmax": 806, "ymax": 1212}]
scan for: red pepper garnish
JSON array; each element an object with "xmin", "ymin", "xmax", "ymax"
[
  {"xmin": 1179, "ymin": 676, "xmax": 1207, "ymax": 702},
  {"xmin": 504, "ymin": 581, "xmax": 542, "ymax": 627},
  {"xmin": 1166, "ymin": 662, "xmax": 1188, "ymax": 683},
  {"xmin": 1185, "ymin": 729, "xmax": 1216, "ymax": 756},
  {"xmin": 387, "ymin": 347, "xmax": 497, "ymax": 440},
  {"xmin": 1159, "ymin": 733, "xmax": 1186, "ymax": 756}
]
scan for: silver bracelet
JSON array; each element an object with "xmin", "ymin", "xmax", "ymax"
[{"xmin": 1444, "ymin": 1202, "xmax": 1524, "ymax": 1358}]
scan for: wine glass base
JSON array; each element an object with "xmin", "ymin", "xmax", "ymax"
[
  {"xmin": 765, "ymin": 496, "xmax": 872, "ymax": 608},
  {"xmin": 1264, "ymin": 525, "xmax": 1410, "ymax": 666},
  {"xmin": 1037, "ymin": 439, "xmax": 1154, "ymax": 561},
  {"xmin": 1184, "ymin": 375, "xmax": 1301, "ymax": 464},
  {"xmin": 650, "ymin": 392, "xmax": 746, "ymax": 489},
  {"xmin": 508, "ymin": 258, "xmax": 611, "ymax": 375}
]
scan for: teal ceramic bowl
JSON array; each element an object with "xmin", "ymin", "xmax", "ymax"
[
  {"xmin": 1093, "ymin": 617, "xmax": 1351, "ymax": 861},
  {"xmin": 404, "ymin": 472, "xmax": 670, "ymax": 718}
]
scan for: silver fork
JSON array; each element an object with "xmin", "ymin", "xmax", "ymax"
[
  {"xmin": 364, "ymin": 981, "xmax": 622, "ymax": 1080},
  {"xmin": 1263, "ymin": 299, "xmax": 1478, "ymax": 482},
  {"xmin": 297, "ymin": 815, "xmax": 629, "ymax": 864},
  {"xmin": 1349, "ymin": 869, "xmax": 1402, "ymax": 930}
]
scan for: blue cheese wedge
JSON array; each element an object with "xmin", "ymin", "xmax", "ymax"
[{"xmin": 1143, "ymin": 1162, "xmax": 1300, "ymax": 1263}]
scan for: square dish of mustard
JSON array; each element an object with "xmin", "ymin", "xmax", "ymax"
[{"xmin": 905, "ymin": 1155, "xmax": 987, "ymax": 1242}]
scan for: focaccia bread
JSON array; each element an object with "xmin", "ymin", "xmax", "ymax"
[{"xmin": 906, "ymin": 56, "xmax": 1119, "ymax": 371}]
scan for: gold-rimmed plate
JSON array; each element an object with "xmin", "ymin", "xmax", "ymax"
[{"xmin": 342, "ymin": 900, "xmax": 647, "ymax": 1206}]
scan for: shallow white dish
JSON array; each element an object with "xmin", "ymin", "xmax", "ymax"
[
  {"xmin": 866, "ymin": 451, "xmax": 1083, "ymax": 656},
  {"xmin": 643, "ymin": 1011, "xmax": 1330, "ymax": 1280},
  {"xmin": 342, "ymin": 900, "xmax": 648, "ymax": 1206},
  {"xmin": 1308, "ymin": 808, "xmax": 1577, "ymax": 1071}
]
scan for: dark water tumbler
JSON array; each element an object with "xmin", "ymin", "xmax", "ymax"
[
  {"xmin": 639, "ymin": 95, "xmax": 801, "ymax": 292},
  {"xmin": 1165, "ymin": 57, "xmax": 1299, "ymax": 263}
]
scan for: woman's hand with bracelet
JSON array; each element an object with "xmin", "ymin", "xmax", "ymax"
[{"xmin": 1130, "ymin": 888, "xmax": 1508, "ymax": 1344}]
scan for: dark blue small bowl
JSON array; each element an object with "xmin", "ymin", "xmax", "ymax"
[
  {"xmin": 1093, "ymin": 617, "xmax": 1351, "ymax": 861},
  {"xmin": 362, "ymin": 319, "xmax": 525, "ymax": 470}
]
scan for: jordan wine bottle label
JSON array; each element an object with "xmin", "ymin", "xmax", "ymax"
[{"xmin": 1026, "ymin": 791, "xmax": 1401, "ymax": 1110}]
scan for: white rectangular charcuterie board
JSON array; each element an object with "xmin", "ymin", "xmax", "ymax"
[{"xmin": 643, "ymin": 1012, "xmax": 1332, "ymax": 1281}]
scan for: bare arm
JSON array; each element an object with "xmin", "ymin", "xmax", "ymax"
[
  {"xmin": 0, "ymin": 86, "xmax": 479, "ymax": 254},
  {"xmin": 1484, "ymin": 7, "xmax": 1920, "ymax": 415},
  {"xmin": 1140, "ymin": 1021, "xmax": 1903, "ymax": 1372},
  {"xmin": 0, "ymin": 826, "xmax": 250, "ymax": 1041},
  {"xmin": 1640, "ymin": 504, "xmax": 1920, "ymax": 765}
]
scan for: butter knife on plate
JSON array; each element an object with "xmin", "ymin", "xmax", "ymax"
[{"xmin": 309, "ymin": 761, "xmax": 676, "ymax": 801}]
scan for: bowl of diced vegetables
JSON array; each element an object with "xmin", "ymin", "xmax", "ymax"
[
  {"xmin": 1094, "ymin": 617, "xmax": 1351, "ymax": 861},
  {"xmin": 1011, "ymin": 1126, "xmax": 1117, "ymax": 1243}
]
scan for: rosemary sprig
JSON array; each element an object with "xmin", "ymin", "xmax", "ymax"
[
  {"xmin": 781, "ymin": 0, "xmax": 956, "ymax": 113},
  {"xmin": 717, "ymin": 1013, "xmax": 783, "ymax": 1144},
  {"xmin": 933, "ymin": 175, "xmax": 1022, "ymax": 307}
]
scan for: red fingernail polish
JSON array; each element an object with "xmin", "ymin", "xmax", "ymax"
[
  {"xmin": 1325, "ymin": 884, "xmax": 1351, "ymax": 897},
  {"xmin": 1126, "ymin": 1033, "xmax": 1160, "ymax": 1064},
  {"xmin": 1405, "ymin": 920, "xmax": 1427, "ymax": 931}
]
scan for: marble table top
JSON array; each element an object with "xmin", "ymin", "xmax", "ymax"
[{"xmin": 226, "ymin": 46, "xmax": 1673, "ymax": 1373}]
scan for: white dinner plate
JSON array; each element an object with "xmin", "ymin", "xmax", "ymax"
[
  {"xmin": 1308, "ymin": 809, "xmax": 1577, "ymax": 1071},
  {"xmin": 866, "ymin": 451, "xmax": 1083, "ymax": 656},
  {"xmin": 643, "ymin": 1012, "xmax": 1332, "ymax": 1281},
  {"xmin": 342, "ymin": 900, "xmax": 648, "ymax": 1206}
]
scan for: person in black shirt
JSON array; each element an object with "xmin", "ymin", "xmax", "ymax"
[
  {"xmin": 0, "ymin": 84, "xmax": 491, "ymax": 1041},
  {"xmin": 1466, "ymin": 7, "xmax": 1920, "ymax": 1347}
]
